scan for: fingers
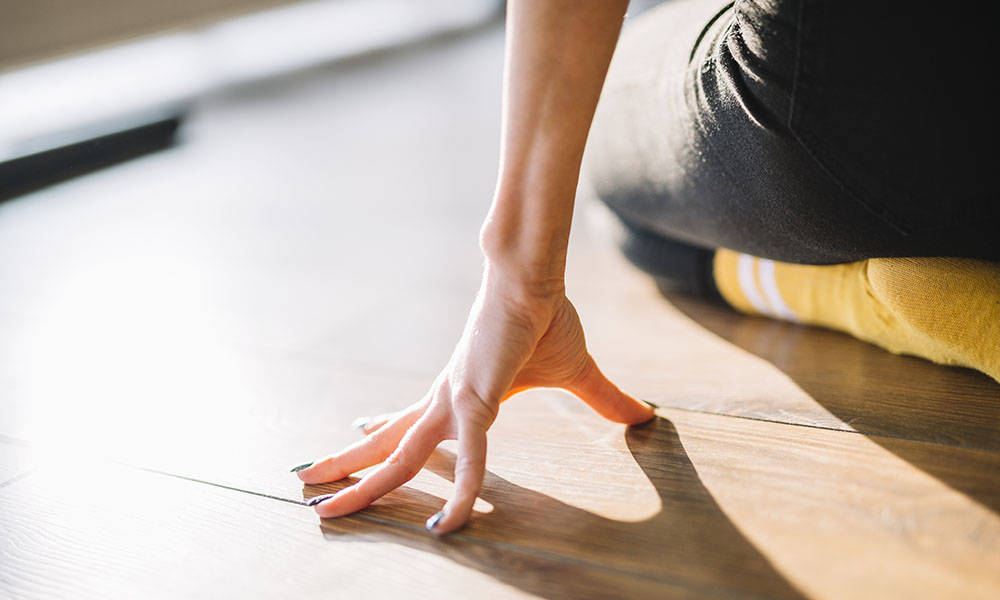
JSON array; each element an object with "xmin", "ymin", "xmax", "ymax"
[
  {"xmin": 296, "ymin": 402, "xmax": 426, "ymax": 485},
  {"xmin": 428, "ymin": 423, "xmax": 487, "ymax": 535},
  {"xmin": 313, "ymin": 409, "xmax": 445, "ymax": 518},
  {"xmin": 569, "ymin": 357, "xmax": 655, "ymax": 425}
]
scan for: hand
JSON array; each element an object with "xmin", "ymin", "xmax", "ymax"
[{"xmin": 294, "ymin": 265, "xmax": 655, "ymax": 534}]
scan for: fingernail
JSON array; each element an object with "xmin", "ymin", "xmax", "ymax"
[
  {"xmin": 307, "ymin": 493, "xmax": 335, "ymax": 507},
  {"xmin": 351, "ymin": 416, "xmax": 372, "ymax": 430},
  {"xmin": 425, "ymin": 511, "xmax": 446, "ymax": 531},
  {"xmin": 289, "ymin": 461, "xmax": 313, "ymax": 473},
  {"xmin": 641, "ymin": 399, "xmax": 660, "ymax": 409}
]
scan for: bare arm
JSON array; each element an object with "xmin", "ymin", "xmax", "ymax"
[
  {"xmin": 296, "ymin": 0, "xmax": 653, "ymax": 534},
  {"xmin": 483, "ymin": 0, "xmax": 632, "ymax": 284}
]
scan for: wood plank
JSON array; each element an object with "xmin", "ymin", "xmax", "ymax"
[
  {"xmin": 0, "ymin": 460, "xmax": 694, "ymax": 600},
  {"xmin": 665, "ymin": 291, "xmax": 1000, "ymax": 447},
  {"xmin": 305, "ymin": 394, "xmax": 1000, "ymax": 600},
  {"xmin": 141, "ymin": 388, "xmax": 999, "ymax": 600},
  {"xmin": 10, "ymin": 371, "xmax": 995, "ymax": 599},
  {"xmin": 642, "ymin": 406, "xmax": 1000, "ymax": 600},
  {"xmin": 51, "ymin": 387, "xmax": 991, "ymax": 600},
  {"xmin": 1, "ymin": 197, "xmax": 996, "ymax": 599},
  {"xmin": 565, "ymin": 203, "xmax": 1000, "ymax": 451}
]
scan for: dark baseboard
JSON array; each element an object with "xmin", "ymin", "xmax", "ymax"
[{"xmin": 0, "ymin": 115, "xmax": 183, "ymax": 202}]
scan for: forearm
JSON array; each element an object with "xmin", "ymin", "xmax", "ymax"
[
  {"xmin": 297, "ymin": 3, "xmax": 652, "ymax": 530},
  {"xmin": 480, "ymin": 0, "xmax": 629, "ymax": 286}
]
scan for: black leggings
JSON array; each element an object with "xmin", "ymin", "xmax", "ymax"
[{"xmin": 585, "ymin": 0, "xmax": 999, "ymax": 266}]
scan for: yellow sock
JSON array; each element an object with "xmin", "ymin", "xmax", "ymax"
[{"xmin": 713, "ymin": 249, "xmax": 1000, "ymax": 382}]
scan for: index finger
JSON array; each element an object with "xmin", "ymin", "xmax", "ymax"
[{"xmin": 312, "ymin": 409, "xmax": 446, "ymax": 518}]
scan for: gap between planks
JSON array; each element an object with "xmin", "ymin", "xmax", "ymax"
[{"xmin": 0, "ymin": 455, "xmax": 727, "ymax": 595}]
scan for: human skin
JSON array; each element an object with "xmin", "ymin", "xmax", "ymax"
[{"xmin": 295, "ymin": 0, "xmax": 654, "ymax": 534}]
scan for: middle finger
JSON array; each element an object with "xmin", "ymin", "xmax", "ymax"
[
  {"xmin": 297, "ymin": 399, "xmax": 427, "ymax": 485},
  {"xmin": 313, "ymin": 408, "xmax": 446, "ymax": 518}
]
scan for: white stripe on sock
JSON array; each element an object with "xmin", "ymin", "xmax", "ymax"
[
  {"xmin": 758, "ymin": 259, "xmax": 800, "ymax": 323},
  {"xmin": 737, "ymin": 253, "xmax": 772, "ymax": 317}
]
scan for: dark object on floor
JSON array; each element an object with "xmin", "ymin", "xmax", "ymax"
[
  {"xmin": 615, "ymin": 217, "xmax": 720, "ymax": 300},
  {"xmin": 0, "ymin": 115, "xmax": 183, "ymax": 202}
]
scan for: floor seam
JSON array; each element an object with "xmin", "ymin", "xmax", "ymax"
[
  {"xmin": 120, "ymin": 462, "xmax": 308, "ymax": 507},
  {"xmin": 657, "ymin": 405, "xmax": 1000, "ymax": 454},
  {"xmin": 0, "ymin": 466, "xmax": 38, "ymax": 490},
  {"xmin": 121, "ymin": 461, "xmax": 744, "ymax": 595}
]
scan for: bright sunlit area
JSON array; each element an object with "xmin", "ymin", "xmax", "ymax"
[{"xmin": 1, "ymin": 1, "xmax": 997, "ymax": 599}]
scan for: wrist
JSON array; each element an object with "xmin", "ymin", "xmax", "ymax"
[
  {"xmin": 478, "ymin": 260, "xmax": 565, "ymax": 339},
  {"xmin": 480, "ymin": 254, "xmax": 565, "ymax": 306},
  {"xmin": 479, "ymin": 186, "xmax": 573, "ymax": 286},
  {"xmin": 480, "ymin": 224, "xmax": 566, "ymax": 283}
]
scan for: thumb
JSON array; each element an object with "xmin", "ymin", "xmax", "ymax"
[{"xmin": 568, "ymin": 357, "xmax": 656, "ymax": 425}]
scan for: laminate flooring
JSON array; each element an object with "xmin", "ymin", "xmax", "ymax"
[{"xmin": 1, "ymin": 23, "xmax": 997, "ymax": 600}]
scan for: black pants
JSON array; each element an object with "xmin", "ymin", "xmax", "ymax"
[{"xmin": 586, "ymin": 0, "xmax": 999, "ymax": 265}]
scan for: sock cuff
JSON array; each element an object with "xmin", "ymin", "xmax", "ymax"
[
  {"xmin": 715, "ymin": 250, "xmax": 1000, "ymax": 382},
  {"xmin": 713, "ymin": 249, "xmax": 799, "ymax": 322}
]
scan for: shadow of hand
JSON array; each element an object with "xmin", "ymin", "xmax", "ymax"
[{"xmin": 306, "ymin": 417, "xmax": 804, "ymax": 600}]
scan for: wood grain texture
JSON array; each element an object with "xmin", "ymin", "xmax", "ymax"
[
  {"xmin": 6, "ymin": 398, "xmax": 995, "ymax": 600},
  {"xmin": 0, "ymin": 20, "xmax": 997, "ymax": 600},
  {"xmin": 309, "ymin": 394, "xmax": 1000, "ymax": 600},
  {"xmin": 567, "ymin": 202, "xmax": 1000, "ymax": 452},
  {"xmin": 46, "ymin": 386, "xmax": 990, "ymax": 600},
  {"xmin": 0, "ymin": 463, "xmax": 556, "ymax": 600}
]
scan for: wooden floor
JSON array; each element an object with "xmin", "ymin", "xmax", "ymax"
[{"xmin": 1, "ymin": 25, "xmax": 998, "ymax": 600}]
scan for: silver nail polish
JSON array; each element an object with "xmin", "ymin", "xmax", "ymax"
[{"xmin": 307, "ymin": 493, "xmax": 335, "ymax": 507}]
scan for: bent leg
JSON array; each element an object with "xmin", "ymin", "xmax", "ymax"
[
  {"xmin": 586, "ymin": 0, "xmax": 999, "ymax": 264},
  {"xmin": 584, "ymin": 1, "xmax": 1000, "ymax": 380},
  {"xmin": 713, "ymin": 251, "xmax": 1000, "ymax": 382}
]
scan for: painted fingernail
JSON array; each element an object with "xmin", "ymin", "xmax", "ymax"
[
  {"xmin": 351, "ymin": 416, "xmax": 372, "ymax": 430},
  {"xmin": 307, "ymin": 493, "xmax": 335, "ymax": 507},
  {"xmin": 426, "ymin": 511, "xmax": 446, "ymax": 531},
  {"xmin": 641, "ymin": 399, "xmax": 660, "ymax": 409},
  {"xmin": 289, "ymin": 462, "xmax": 313, "ymax": 473}
]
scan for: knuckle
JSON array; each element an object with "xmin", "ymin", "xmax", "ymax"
[
  {"xmin": 386, "ymin": 446, "xmax": 420, "ymax": 479},
  {"xmin": 454, "ymin": 454, "xmax": 484, "ymax": 480},
  {"xmin": 450, "ymin": 387, "xmax": 498, "ymax": 428},
  {"xmin": 346, "ymin": 484, "xmax": 375, "ymax": 507},
  {"xmin": 370, "ymin": 429, "xmax": 397, "ymax": 457},
  {"xmin": 316, "ymin": 457, "xmax": 343, "ymax": 481},
  {"xmin": 325, "ymin": 464, "xmax": 347, "ymax": 482},
  {"xmin": 386, "ymin": 445, "xmax": 406, "ymax": 466}
]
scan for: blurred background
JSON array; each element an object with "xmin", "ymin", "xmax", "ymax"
[
  {"xmin": 0, "ymin": 0, "xmax": 507, "ymax": 458},
  {"xmin": 0, "ymin": 0, "xmax": 503, "ymax": 188}
]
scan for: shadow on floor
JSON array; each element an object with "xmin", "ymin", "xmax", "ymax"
[
  {"xmin": 309, "ymin": 418, "xmax": 805, "ymax": 600},
  {"xmin": 663, "ymin": 290, "xmax": 1000, "ymax": 516}
]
